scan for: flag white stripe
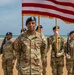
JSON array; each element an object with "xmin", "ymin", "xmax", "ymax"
[
  {"xmin": 22, "ymin": 7, "xmax": 74, "ymax": 19},
  {"xmin": 22, "ymin": 0, "xmax": 74, "ymax": 12},
  {"xmin": 56, "ymin": 0, "xmax": 74, "ymax": 3},
  {"xmin": 22, "ymin": 0, "xmax": 74, "ymax": 3}
]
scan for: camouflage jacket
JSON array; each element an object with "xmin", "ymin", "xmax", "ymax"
[
  {"xmin": 47, "ymin": 35, "xmax": 65, "ymax": 58},
  {"xmin": 2, "ymin": 40, "xmax": 15, "ymax": 60},
  {"xmin": 65, "ymin": 41, "xmax": 74, "ymax": 60},
  {"xmin": 13, "ymin": 31, "xmax": 47, "ymax": 75}
]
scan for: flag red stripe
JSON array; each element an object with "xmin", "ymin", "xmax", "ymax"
[
  {"xmin": 22, "ymin": 0, "xmax": 74, "ymax": 23},
  {"xmin": 22, "ymin": 11, "xmax": 74, "ymax": 23},
  {"xmin": 22, "ymin": 3, "xmax": 74, "ymax": 15},
  {"xmin": 22, "ymin": 0, "xmax": 74, "ymax": 7},
  {"xmin": 47, "ymin": 0, "xmax": 74, "ymax": 7}
]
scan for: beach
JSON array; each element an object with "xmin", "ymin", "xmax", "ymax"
[{"xmin": 0, "ymin": 38, "xmax": 67, "ymax": 75}]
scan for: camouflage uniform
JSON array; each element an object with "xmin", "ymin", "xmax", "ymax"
[
  {"xmin": 65, "ymin": 41, "xmax": 74, "ymax": 75},
  {"xmin": 48, "ymin": 35, "xmax": 65, "ymax": 75},
  {"xmin": 2, "ymin": 40, "xmax": 15, "ymax": 75},
  {"xmin": 13, "ymin": 31, "xmax": 47, "ymax": 75},
  {"xmin": 41, "ymin": 35, "xmax": 47, "ymax": 75}
]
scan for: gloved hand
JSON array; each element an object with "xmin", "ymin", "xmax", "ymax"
[
  {"xmin": 66, "ymin": 54, "xmax": 71, "ymax": 59},
  {"xmin": 56, "ymin": 53, "xmax": 63, "ymax": 57}
]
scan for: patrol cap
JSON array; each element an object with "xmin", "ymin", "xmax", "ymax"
[
  {"xmin": 69, "ymin": 31, "xmax": 74, "ymax": 36},
  {"xmin": 26, "ymin": 17, "xmax": 36, "ymax": 25},
  {"xmin": 36, "ymin": 25, "xmax": 43, "ymax": 30},
  {"xmin": 6, "ymin": 32, "xmax": 12, "ymax": 36},
  {"xmin": 53, "ymin": 26, "xmax": 60, "ymax": 30}
]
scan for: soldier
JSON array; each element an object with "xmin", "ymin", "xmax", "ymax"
[
  {"xmin": 64, "ymin": 31, "xmax": 74, "ymax": 75},
  {"xmin": 47, "ymin": 26, "xmax": 65, "ymax": 75},
  {"xmin": 36, "ymin": 25, "xmax": 47, "ymax": 75},
  {"xmin": 13, "ymin": 16, "xmax": 47, "ymax": 75},
  {"xmin": 1, "ymin": 32, "xmax": 15, "ymax": 75},
  {"xmin": 16, "ymin": 28, "xmax": 27, "ymax": 75},
  {"xmin": 36, "ymin": 25, "xmax": 43, "ymax": 34},
  {"xmin": 0, "ymin": 33, "xmax": 9, "ymax": 54}
]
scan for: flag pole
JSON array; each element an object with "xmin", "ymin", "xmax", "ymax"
[
  {"xmin": 22, "ymin": 16, "xmax": 24, "ymax": 29},
  {"xmin": 38, "ymin": 16, "xmax": 40, "ymax": 32},
  {"xmin": 38, "ymin": 16, "xmax": 40, "ymax": 26},
  {"xmin": 55, "ymin": 18, "xmax": 58, "ymax": 53}
]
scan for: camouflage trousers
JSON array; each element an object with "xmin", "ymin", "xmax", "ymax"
[
  {"xmin": 50, "ymin": 57, "xmax": 64, "ymax": 75},
  {"xmin": 16, "ymin": 64, "xmax": 42, "ymax": 75},
  {"xmin": 18, "ymin": 73, "xmax": 42, "ymax": 75},
  {"xmin": 42, "ymin": 57, "xmax": 47, "ymax": 75},
  {"xmin": 18, "ymin": 71, "xmax": 42, "ymax": 75},
  {"xmin": 17, "ymin": 68, "xmax": 42, "ymax": 75},
  {"xmin": 66, "ymin": 59, "xmax": 74, "ymax": 75},
  {"xmin": 2, "ymin": 58, "xmax": 14, "ymax": 75}
]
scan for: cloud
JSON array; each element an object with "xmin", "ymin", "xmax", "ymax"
[{"xmin": 0, "ymin": 0, "xmax": 18, "ymax": 6}]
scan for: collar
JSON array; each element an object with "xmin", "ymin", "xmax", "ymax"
[
  {"xmin": 68, "ymin": 37, "xmax": 74, "ymax": 42},
  {"xmin": 25, "ymin": 31, "xmax": 40, "ymax": 40}
]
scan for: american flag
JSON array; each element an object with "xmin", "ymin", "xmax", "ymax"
[{"xmin": 22, "ymin": 0, "xmax": 74, "ymax": 23}]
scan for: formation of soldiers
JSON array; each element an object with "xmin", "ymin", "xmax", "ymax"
[{"xmin": 0, "ymin": 16, "xmax": 74, "ymax": 75}]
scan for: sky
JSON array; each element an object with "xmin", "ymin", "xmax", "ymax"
[{"xmin": 0, "ymin": 0, "xmax": 74, "ymax": 36}]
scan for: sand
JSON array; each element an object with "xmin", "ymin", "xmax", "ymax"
[{"xmin": 0, "ymin": 39, "xmax": 67, "ymax": 75}]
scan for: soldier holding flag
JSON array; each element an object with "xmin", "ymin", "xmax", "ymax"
[
  {"xmin": 36, "ymin": 25, "xmax": 47, "ymax": 75},
  {"xmin": 64, "ymin": 31, "xmax": 74, "ymax": 75},
  {"xmin": 47, "ymin": 26, "xmax": 65, "ymax": 75}
]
